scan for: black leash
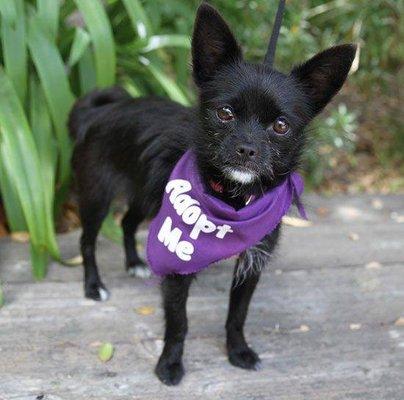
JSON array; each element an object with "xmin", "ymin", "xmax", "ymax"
[{"xmin": 264, "ymin": 0, "xmax": 286, "ymax": 66}]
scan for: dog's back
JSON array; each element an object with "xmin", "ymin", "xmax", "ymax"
[
  {"xmin": 68, "ymin": 86, "xmax": 131, "ymax": 143},
  {"xmin": 68, "ymin": 87, "xmax": 195, "ymax": 216}
]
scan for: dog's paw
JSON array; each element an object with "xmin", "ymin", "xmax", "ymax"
[
  {"xmin": 228, "ymin": 346, "xmax": 262, "ymax": 370},
  {"xmin": 85, "ymin": 282, "xmax": 110, "ymax": 301},
  {"xmin": 155, "ymin": 358, "xmax": 185, "ymax": 386},
  {"xmin": 127, "ymin": 263, "xmax": 151, "ymax": 279}
]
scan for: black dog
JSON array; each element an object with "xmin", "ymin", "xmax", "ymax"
[{"xmin": 69, "ymin": 1, "xmax": 355, "ymax": 385}]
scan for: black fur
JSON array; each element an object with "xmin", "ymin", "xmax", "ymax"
[{"xmin": 68, "ymin": 2, "xmax": 356, "ymax": 385}]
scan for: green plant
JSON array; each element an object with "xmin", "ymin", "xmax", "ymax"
[
  {"xmin": 0, "ymin": 0, "xmax": 191, "ymax": 278},
  {"xmin": 0, "ymin": 0, "xmax": 401, "ymax": 279},
  {"xmin": 304, "ymin": 104, "xmax": 358, "ymax": 188}
]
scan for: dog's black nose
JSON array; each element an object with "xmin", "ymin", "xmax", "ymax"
[{"xmin": 236, "ymin": 144, "xmax": 257, "ymax": 159}]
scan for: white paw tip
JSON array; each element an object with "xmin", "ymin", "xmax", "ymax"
[
  {"xmin": 98, "ymin": 287, "xmax": 110, "ymax": 301},
  {"xmin": 128, "ymin": 265, "xmax": 151, "ymax": 279}
]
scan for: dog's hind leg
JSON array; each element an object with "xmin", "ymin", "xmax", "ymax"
[
  {"xmin": 79, "ymin": 193, "xmax": 112, "ymax": 301},
  {"xmin": 121, "ymin": 201, "xmax": 150, "ymax": 278}
]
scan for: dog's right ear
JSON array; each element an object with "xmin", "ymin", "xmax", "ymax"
[
  {"xmin": 291, "ymin": 44, "xmax": 357, "ymax": 115},
  {"xmin": 192, "ymin": 2, "xmax": 242, "ymax": 87}
]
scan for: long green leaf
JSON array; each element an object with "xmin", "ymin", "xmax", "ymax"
[
  {"xmin": 74, "ymin": 0, "xmax": 116, "ymax": 87},
  {"xmin": 30, "ymin": 78, "xmax": 57, "ymax": 177},
  {"xmin": 121, "ymin": 77, "xmax": 143, "ymax": 97},
  {"xmin": 122, "ymin": 0, "xmax": 151, "ymax": 39},
  {"xmin": 68, "ymin": 27, "xmax": 91, "ymax": 68},
  {"xmin": 0, "ymin": 0, "xmax": 16, "ymax": 26},
  {"xmin": 29, "ymin": 77, "xmax": 59, "ymax": 259},
  {"xmin": 139, "ymin": 56, "xmax": 190, "ymax": 106},
  {"xmin": 30, "ymin": 242, "xmax": 49, "ymax": 280},
  {"xmin": 0, "ymin": 0, "xmax": 27, "ymax": 102},
  {"xmin": 139, "ymin": 34, "xmax": 191, "ymax": 53},
  {"xmin": 0, "ymin": 163, "xmax": 27, "ymax": 231},
  {"xmin": 78, "ymin": 47, "xmax": 97, "ymax": 94},
  {"xmin": 0, "ymin": 68, "xmax": 58, "ymax": 278},
  {"xmin": 37, "ymin": 0, "xmax": 60, "ymax": 41},
  {"xmin": 27, "ymin": 14, "xmax": 75, "ymax": 188}
]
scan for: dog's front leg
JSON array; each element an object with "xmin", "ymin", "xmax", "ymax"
[
  {"xmin": 225, "ymin": 226, "xmax": 280, "ymax": 370},
  {"xmin": 155, "ymin": 273, "xmax": 195, "ymax": 386},
  {"xmin": 225, "ymin": 261, "xmax": 262, "ymax": 370}
]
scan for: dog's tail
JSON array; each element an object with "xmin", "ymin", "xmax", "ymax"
[{"xmin": 68, "ymin": 86, "xmax": 131, "ymax": 143}]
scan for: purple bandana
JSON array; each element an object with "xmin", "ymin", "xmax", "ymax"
[{"xmin": 147, "ymin": 151, "xmax": 306, "ymax": 276}]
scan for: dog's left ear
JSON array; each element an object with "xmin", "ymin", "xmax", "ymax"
[
  {"xmin": 192, "ymin": 3, "xmax": 242, "ymax": 87},
  {"xmin": 291, "ymin": 44, "xmax": 357, "ymax": 115}
]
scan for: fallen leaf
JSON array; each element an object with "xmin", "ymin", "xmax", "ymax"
[
  {"xmin": 98, "ymin": 342, "xmax": 114, "ymax": 362},
  {"xmin": 391, "ymin": 212, "xmax": 404, "ymax": 223},
  {"xmin": 135, "ymin": 306, "xmax": 155, "ymax": 316},
  {"xmin": 10, "ymin": 231, "xmax": 30, "ymax": 243},
  {"xmin": 64, "ymin": 209, "xmax": 80, "ymax": 226},
  {"xmin": 350, "ymin": 323, "xmax": 361, "ymax": 330},
  {"xmin": 62, "ymin": 255, "xmax": 83, "ymax": 266},
  {"xmin": 389, "ymin": 330, "xmax": 400, "ymax": 339},
  {"xmin": 113, "ymin": 211, "xmax": 124, "ymax": 225},
  {"xmin": 371, "ymin": 198, "xmax": 383, "ymax": 210},
  {"xmin": 282, "ymin": 216, "xmax": 313, "ymax": 227},
  {"xmin": 90, "ymin": 341, "xmax": 103, "ymax": 347},
  {"xmin": 394, "ymin": 317, "xmax": 404, "ymax": 327},
  {"xmin": 348, "ymin": 232, "xmax": 360, "ymax": 241},
  {"xmin": 338, "ymin": 206, "xmax": 361, "ymax": 219},
  {"xmin": 365, "ymin": 261, "xmax": 382, "ymax": 270},
  {"xmin": 316, "ymin": 207, "xmax": 330, "ymax": 217},
  {"xmin": 299, "ymin": 324, "xmax": 310, "ymax": 332}
]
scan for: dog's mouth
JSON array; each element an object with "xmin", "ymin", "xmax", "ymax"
[
  {"xmin": 208, "ymin": 170, "xmax": 256, "ymax": 206},
  {"xmin": 223, "ymin": 167, "xmax": 257, "ymax": 185}
]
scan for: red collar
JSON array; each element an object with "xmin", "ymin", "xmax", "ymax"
[
  {"xmin": 209, "ymin": 179, "xmax": 224, "ymax": 194},
  {"xmin": 209, "ymin": 179, "xmax": 254, "ymax": 205}
]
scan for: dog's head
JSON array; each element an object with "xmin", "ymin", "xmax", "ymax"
[{"xmin": 192, "ymin": 3, "xmax": 356, "ymax": 190}]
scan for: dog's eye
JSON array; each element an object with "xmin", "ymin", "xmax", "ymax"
[
  {"xmin": 272, "ymin": 117, "xmax": 290, "ymax": 134},
  {"xmin": 216, "ymin": 106, "xmax": 234, "ymax": 122}
]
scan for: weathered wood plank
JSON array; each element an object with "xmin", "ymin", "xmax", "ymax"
[
  {"xmin": 0, "ymin": 194, "xmax": 403, "ymax": 399},
  {"xmin": 1, "ymin": 220, "xmax": 403, "ymax": 285},
  {"xmin": 1, "ymin": 264, "xmax": 403, "ymax": 399}
]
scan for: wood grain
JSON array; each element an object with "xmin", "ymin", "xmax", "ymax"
[{"xmin": 0, "ymin": 194, "xmax": 403, "ymax": 399}]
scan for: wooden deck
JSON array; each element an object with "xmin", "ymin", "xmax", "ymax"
[{"xmin": 0, "ymin": 194, "xmax": 403, "ymax": 400}]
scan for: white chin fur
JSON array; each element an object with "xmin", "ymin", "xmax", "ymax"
[{"xmin": 227, "ymin": 169, "xmax": 255, "ymax": 184}]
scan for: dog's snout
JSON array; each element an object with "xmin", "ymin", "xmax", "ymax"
[{"xmin": 236, "ymin": 143, "xmax": 257, "ymax": 159}]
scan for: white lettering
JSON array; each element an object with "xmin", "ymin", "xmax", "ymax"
[
  {"xmin": 182, "ymin": 205, "xmax": 201, "ymax": 225},
  {"xmin": 157, "ymin": 217, "xmax": 182, "ymax": 252},
  {"xmin": 157, "ymin": 216, "xmax": 194, "ymax": 261},
  {"xmin": 159, "ymin": 179, "xmax": 235, "ymax": 262},
  {"xmin": 215, "ymin": 224, "xmax": 233, "ymax": 239},
  {"xmin": 175, "ymin": 241, "xmax": 194, "ymax": 261},
  {"xmin": 173, "ymin": 193, "xmax": 200, "ymax": 216},
  {"xmin": 166, "ymin": 179, "xmax": 191, "ymax": 203},
  {"xmin": 190, "ymin": 214, "xmax": 216, "ymax": 240}
]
